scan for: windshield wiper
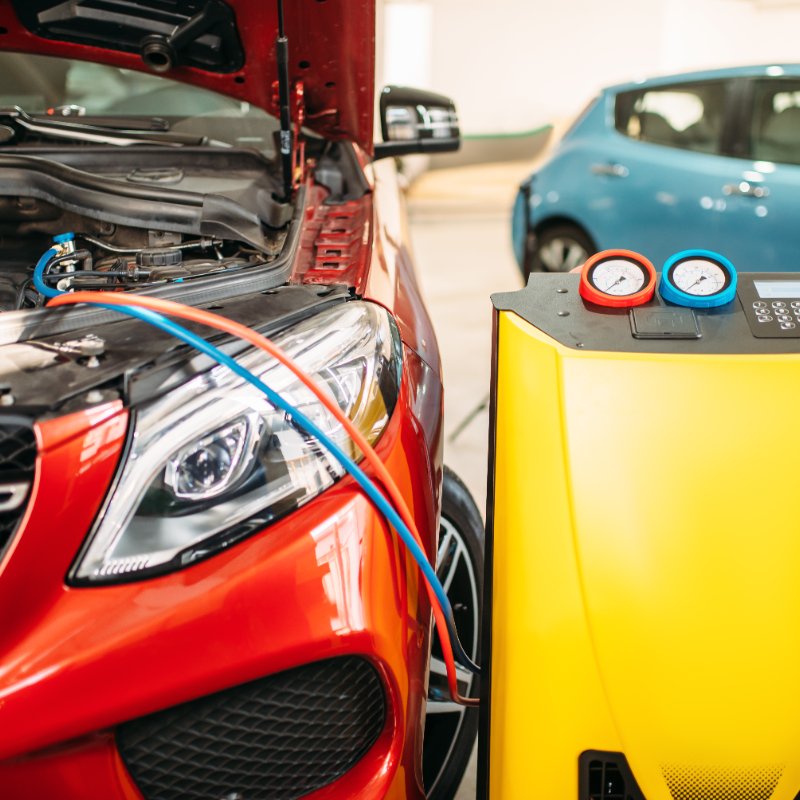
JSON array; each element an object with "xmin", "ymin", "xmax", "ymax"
[{"xmin": 0, "ymin": 107, "xmax": 229, "ymax": 148}]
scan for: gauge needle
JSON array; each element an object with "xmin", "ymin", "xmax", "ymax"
[
  {"xmin": 687, "ymin": 275, "xmax": 707, "ymax": 290},
  {"xmin": 606, "ymin": 275, "xmax": 626, "ymax": 290}
]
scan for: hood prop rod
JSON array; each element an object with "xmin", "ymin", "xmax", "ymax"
[{"xmin": 276, "ymin": 0, "xmax": 293, "ymax": 203}]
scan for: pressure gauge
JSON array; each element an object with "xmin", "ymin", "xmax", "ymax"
[
  {"xmin": 579, "ymin": 249, "xmax": 657, "ymax": 308},
  {"xmin": 660, "ymin": 250, "xmax": 737, "ymax": 308}
]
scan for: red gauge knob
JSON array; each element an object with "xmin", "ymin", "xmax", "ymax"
[{"xmin": 579, "ymin": 249, "xmax": 657, "ymax": 308}]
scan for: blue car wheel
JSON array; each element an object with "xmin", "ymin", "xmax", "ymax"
[{"xmin": 527, "ymin": 223, "xmax": 595, "ymax": 277}]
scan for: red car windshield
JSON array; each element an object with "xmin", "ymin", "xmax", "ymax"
[{"xmin": 0, "ymin": 51, "xmax": 280, "ymax": 152}]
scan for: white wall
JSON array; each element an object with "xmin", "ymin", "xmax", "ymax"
[{"xmin": 381, "ymin": 0, "xmax": 800, "ymax": 135}]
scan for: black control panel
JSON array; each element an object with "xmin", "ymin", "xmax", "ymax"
[
  {"xmin": 737, "ymin": 274, "xmax": 800, "ymax": 338},
  {"xmin": 492, "ymin": 273, "xmax": 800, "ymax": 355}
]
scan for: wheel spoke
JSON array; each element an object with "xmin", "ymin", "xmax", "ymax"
[
  {"xmin": 436, "ymin": 526, "xmax": 454, "ymax": 569},
  {"xmin": 539, "ymin": 236, "xmax": 589, "ymax": 272},
  {"xmin": 539, "ymin": 239, "xmax": 561, "ymax": 270},
  {"xmin": 440, "ymin": 542, "xmax": 464, "ymax": 593},
  {"xmin": 564, "ymin": 243, "xmax": 589, "ymax": 270},
  {"xmin": 426, "ymin": 700, "xmax": 468, "ymax": 717},
  {"xmin": 429, "ymin": 655, "xmax": 473, "ymax": 687}
]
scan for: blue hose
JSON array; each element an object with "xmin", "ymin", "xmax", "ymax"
[{"xmin": 35, "ymin": 242, "xmax": 480, "ymax": 674}]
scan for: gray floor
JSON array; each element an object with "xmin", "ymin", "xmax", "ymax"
[{"xmin": 407, "ymin": 175, "xmax": 525, "ymax": 800}]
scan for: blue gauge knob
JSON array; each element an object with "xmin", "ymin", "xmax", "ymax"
[{"xmin": 660, "ymin": 249, "xmax": 737, "ymax": 308}]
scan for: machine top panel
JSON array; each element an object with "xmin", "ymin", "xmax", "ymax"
[{"xmin": 492, "ymin": 273, "xmax": 800, "ymax": 354}]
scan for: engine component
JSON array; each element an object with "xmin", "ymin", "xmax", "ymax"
[{"xmin": 136, "ymin": 248, "xmax": 182, "ymax": 268}]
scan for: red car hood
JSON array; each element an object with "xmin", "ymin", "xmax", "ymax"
[{"xmin": 0, "ymin": 0, "xmax": 376, "ymax": 151}]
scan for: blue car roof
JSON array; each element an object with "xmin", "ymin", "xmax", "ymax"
[{"xmin": 604, "ymin": 64, "xmax": 800, "ymax": 94}]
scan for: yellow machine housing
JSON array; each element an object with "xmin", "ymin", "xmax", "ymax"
[{"xmin": 479, "ymin": 274, "xmax": 800, "ymax": 800}]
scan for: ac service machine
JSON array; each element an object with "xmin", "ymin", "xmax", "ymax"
[{"xmin": 478, "ymin": 249, "xmax": 800, "ymax": 800}]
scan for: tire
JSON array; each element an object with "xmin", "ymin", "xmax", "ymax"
[
  {"xmin": 423, "ymin": 466, "xmax": 484, "ymax": 800},
  {"xmin": 526, "ymin": 223, "xmax": 595, "ymax": 277}
]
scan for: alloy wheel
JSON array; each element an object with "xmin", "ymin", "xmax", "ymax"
[
  {"xmin": 537, "ymin": 236, "xmax": 590, "ymax": 272},
  {"xmin": 423, "ymin": 515, "xmax": 481, "ymax": 797}
]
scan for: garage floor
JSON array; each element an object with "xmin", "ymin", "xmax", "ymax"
[{"xmin": 407, "ymin": 159, "xmax": 528, "ymax": 800}]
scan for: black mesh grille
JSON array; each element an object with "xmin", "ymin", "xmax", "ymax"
[
  {"xmin": 117, "ymin": 656, "xmax": 387, "ymax": 800},
  {"xmin": 580, "ymin": 751, "xmax": 646, "ymax": 800},
  {"xmin": 0, "ymin": 425, "xmax": 37, "ymax": 473},
  {"xmin": 0, "ymin": 423, "xmax": 36, "ymax": 555}
]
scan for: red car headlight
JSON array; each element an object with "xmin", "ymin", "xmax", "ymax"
[{"xmin": 71, "ymin": 301, "xmax": 402, "ymax": 584}]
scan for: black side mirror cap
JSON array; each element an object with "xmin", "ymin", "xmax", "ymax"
[{"xmin": 374, "ymin": 85, "xmax": 460, "ymax": 160}]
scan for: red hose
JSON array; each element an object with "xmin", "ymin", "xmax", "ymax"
[{"xmin": 48, "ymin": 291, "xmax": 479, "ymax": 707}]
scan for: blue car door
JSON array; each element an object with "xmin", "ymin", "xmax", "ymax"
[
  {"xmin": 710, "ymin": 77, "xmax": 800, "ymax": 272},
  {"xmin": 601, "ymin": 79, "xmax": 741, "ymax": 269}
]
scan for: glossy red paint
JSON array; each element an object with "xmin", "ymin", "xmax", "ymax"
[
  {"xmin": 0, "ymin": 346, "xmax": 443, "ymax": 799},
  {"xmin": 291, "ymin": 167, "xmax": 441, "ymax": 374},
  {"xmin": 0, "ymin": 735, "xmax": 143, "ymax": 800},
  {"xmin": 363, "ymin": 160, "xmax": 442, "ymax": 373},
  {"xmin": 0, "ymin": 4, "xmax": 451, "ymax": 790},
  {"xmin": 0, "ymin": 0, "xmax": 376, "ymax": 150}
]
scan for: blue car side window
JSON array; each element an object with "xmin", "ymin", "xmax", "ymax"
[
  {"xmin": 750, "ymin": 79, "xmax": 800, "ymax": 166},
  {"xmin": 615, "ymin": 82, "xmax": 727, "ymax": 155}
]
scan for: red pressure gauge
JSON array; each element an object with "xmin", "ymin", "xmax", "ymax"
[{"xmin": 579, "ymin": 249, "xmax": 657, "ymax": 308}]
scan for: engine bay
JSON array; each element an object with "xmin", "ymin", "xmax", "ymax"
[
  {"xmin": 0, "ymin": 147, "xmax": 293, "ymax": 312},
  {"xmin": 13, "ymin": 227, "xmax": 269, "ymax": 311}
]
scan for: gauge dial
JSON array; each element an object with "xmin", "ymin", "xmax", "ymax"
[
  {"xmin": 591, "ymin": 259, "xmax": 647, "ymax": 296},
  {"xmin": 579, "ymin": 250, "xmax": 657, "ymax": 308},
  {"xmin": 671, "ymin": 259, "xmax": 726, "ymax": 296},
  {"xmin": 660, "ymin": 250, "xmax": 737, "ymax": 308}
]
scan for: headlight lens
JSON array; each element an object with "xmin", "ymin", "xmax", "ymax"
[{"xmin": 72, "ymin": 301, "xmax": 402, "ymax": 584}]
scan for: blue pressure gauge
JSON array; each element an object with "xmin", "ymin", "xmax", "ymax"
[{"xmin": 660, "ymin": 250, "xmax": 737, "ymax": 308}]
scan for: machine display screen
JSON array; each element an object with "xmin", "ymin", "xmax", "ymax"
[{"xmin": 754, "ymin": 281, "xmax": 800, "ymax": 298}]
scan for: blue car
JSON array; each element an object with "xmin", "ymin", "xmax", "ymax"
[{"xmin": 512, "ymin": 65, "xmax": 800, "ymax": 276}]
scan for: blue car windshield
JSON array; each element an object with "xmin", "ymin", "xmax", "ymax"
[{"xmin": 0, "ymin": 51, "xmax": 279, "ymax": 153}]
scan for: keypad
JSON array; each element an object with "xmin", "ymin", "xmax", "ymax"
[
  {"xmin": 740, "ymin": 276, "xmax": 800, "ymax": 339},
  {"xmin": 746, "ymin": 293, "xmax": 800, "ymax": 337}
]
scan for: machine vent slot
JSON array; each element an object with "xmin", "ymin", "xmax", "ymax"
[
  {"xmin": 662, "ymin": 763, "xmax": 783, "ymax": 800},
  {"xmin": 579, "ymin": 751, "xmax": 646, "ymax": 800}
]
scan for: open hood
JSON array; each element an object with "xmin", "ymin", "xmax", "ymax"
[{"xmin": 0, "ymin": 0, "xmax": 376, "ymax": 151}]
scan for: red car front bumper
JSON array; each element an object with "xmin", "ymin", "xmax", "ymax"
[{"xmin": 0, "ymin": 347, "xmax": 443, "ymax": 800}]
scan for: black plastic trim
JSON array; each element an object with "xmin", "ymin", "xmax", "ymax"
[
  {"xmin": 492, "ymin": 273, "xmax": 800, "ymax": 354},
  {"xmin": 13, "ymin": 0, "xmax": 245, "ymax": 74},
  {"xmin": 0, "ymin": 152, "xmax": 272, "ymax": 251},
  {"xmin": 723, "ymin": 77, "xmax": 753, "ymax": 159},
  {"xmin": 374, "ymin": 138, "xmax": 461, "ymax": 159},
  {"xmin": 476, "ymin": 309, "xmax": 499, "ymax": 800}
]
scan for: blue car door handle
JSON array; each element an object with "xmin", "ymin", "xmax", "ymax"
[
  {"xmin": 591, "ymin": 162, "xmax": 629, "ymax": 178},
  {"xmin": 722, "ymin": 181, "xmax": 769, "ymax": 199}
]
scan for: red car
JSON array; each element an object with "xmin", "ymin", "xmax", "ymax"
[{"xmin": 0, "ymin": 2, "xmax": 482, "ymax": 798}]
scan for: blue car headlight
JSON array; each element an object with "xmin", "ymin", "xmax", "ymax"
[{"xmin": 72, "ymin": 301, "xmax": 402, "ymax": 584}]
